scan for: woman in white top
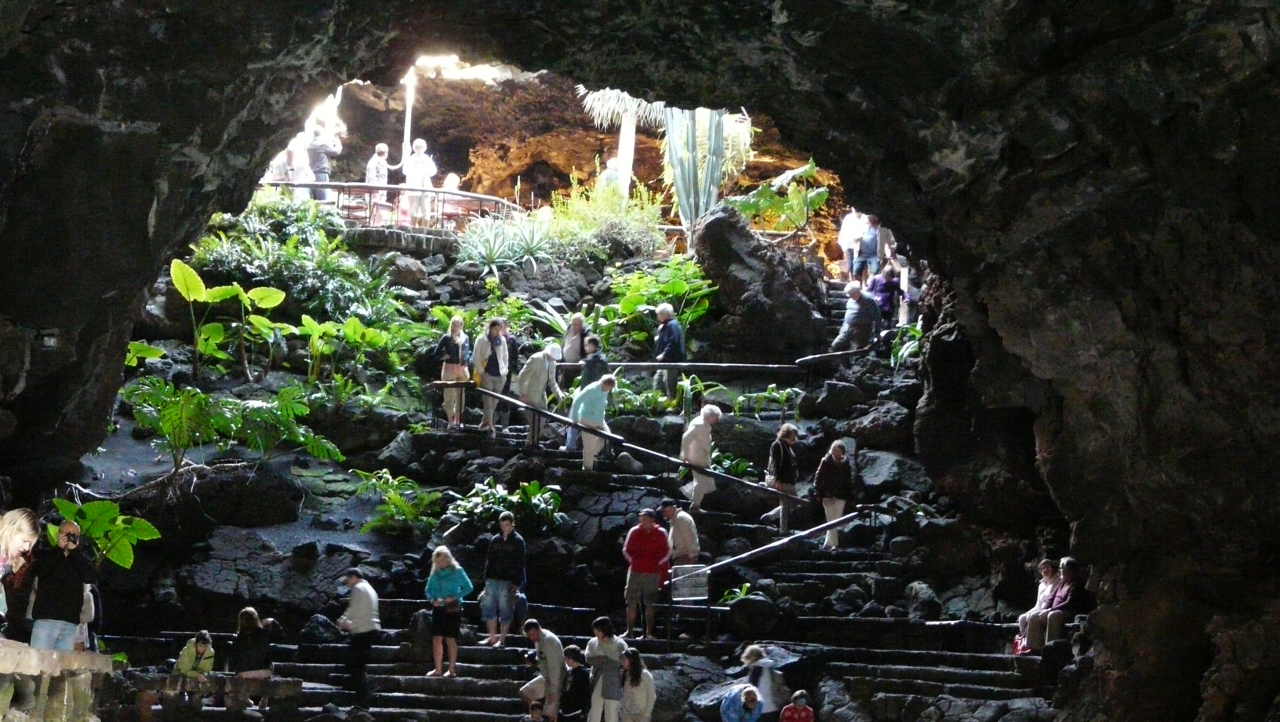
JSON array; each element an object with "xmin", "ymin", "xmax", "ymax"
[
  {"xmin": 620, "ymin": 647, "xmax": 656, "ymax": 722},
  {"xmin": 585, "ymin": 616, "xmax": 627, "ymax": 722},
  {"xmin": 741, "ymin": 645, "xmax": 782, "ymax": 718},
  {"xmin": 1018, "ymin": 558, "xmax": 1060, "ymax": 637}
]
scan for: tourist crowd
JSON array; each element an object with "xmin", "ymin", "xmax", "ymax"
[{"xmin": 831, "ymin": 208, "xmax": 921, "ymax": 353}]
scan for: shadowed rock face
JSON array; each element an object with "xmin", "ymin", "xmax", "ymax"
[{"xmin": 2, "ymin": 2, "xmax": 1278, "ymax": 718}]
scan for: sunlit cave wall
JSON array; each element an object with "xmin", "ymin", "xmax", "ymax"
[{"xmin": 2, "ymin": 2, "xmax": 1279, "ymax": 719}]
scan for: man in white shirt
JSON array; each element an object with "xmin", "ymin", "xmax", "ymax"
[
  {"xmin": 337, "ymin": 567, "xmax": 381, "ymax": 706},
  {"xmin": 659, "ymin": 499, "xmax": 700, "ymax": 565},
  {"xmin": 837, "ymin": 209, "xmax": 869, "ymax": 280}
]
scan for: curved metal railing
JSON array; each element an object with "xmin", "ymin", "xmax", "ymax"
[{"xmin": 262, "ymin": 181, "xmax": 524, "ymax": 230}]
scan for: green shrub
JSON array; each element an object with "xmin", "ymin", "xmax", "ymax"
[
  {"xmin": 604, "ymin": 256, "xmax": 718, "ymax": 351},
  {"xmin": 548, "ymin": 178, "xmax": 665, "ymax": 259},
  {"xmin": 191, "ymin": 197, "xmax": 403, "ymax": 326},
  {"xmin": 123, "ymin": 377, "xmax": 343, "ymax": 476},
  {"xmin": 891, "ymin": 321, "xmax": 924, "ymax": 369},
  {"xmin": 355, "ymin": 469, "xmax": 446, "ymax": 537},
  {"xmin": 732, "ymin": 384, "xmax": 804, "ymax": 420},
  {"xmin": 448, "ymin": 479, "xmax": 562, "ymax": 535},
  {"xmin": 719, "ymin": 583, "xmax": 753, "ymax": 604},
  {"xmin": 724, "ymin": 159, "xmax": 829, "ymax": 233}
]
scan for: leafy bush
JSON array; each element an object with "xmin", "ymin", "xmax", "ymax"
[
  {"xmin": 354, "ymin": 469, "xmax": 447, "ymax": 537},
  {"xmin": 732, "ymin": 384, "xmax": 804, "ymax": 420},
  {"xmin": 724, "ymin": 160, "xmax": 829, "ymax": 234},
  {"xmin": 123, "ymin": 377, "xmax": 343, "ymax": 475},
  {"xmin": 891, "ymin": 321, "xmax": 924, "ymax": 369},
  {"xmin": 711, "ymin": 449, "xmax": 760, "ymax": 479},
  {"xmin": 607, "ymin": 256, "xmax": 718, "ymax": 349},
  {"xmin": 610, "ymin": 376, "xmax": 677, "ymax": 415},
  {"xmin": 548, "ymin": 178, "xmax": 665, "ymax": 259},
  {"xmin": 46, "ymin": 499, "xmax": 160, "ymax": 570},
  {"xmin": 448, "ymin": 479, "xmax": 562, "ymax": 535},
  {"xmin": 456, "ymin": 215, "xmax": 519, "ymax": 280},
  {"xmin": 191, "ymin": 197, "xmax": 403, "ymax": 326}
]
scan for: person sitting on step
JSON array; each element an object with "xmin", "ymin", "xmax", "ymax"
[
  {"xmin": 680, "ymin": 404, "xmax": 722, "ymax": 513},
  {"xmin": 232, "ymin": 606, "xmax": 277, "ymax": 710},
  {"xmin": 1017, "ymin": 558, "xmax": 1060, "ymax": 648},
  {"xmin": 425, "ymin": 546, "xmax": 473, "ymax": 677},
  {"xmin": 569, "ymin": 374, "xmax": 617, "ymax": 471},
  {"xmin": 780, "ymin": 689, "xmax": 814, "ymax": 722},
  {"xmin": 1026, "ymin": 557, "xmax": 1093, "ymax": 651},
  {"xmin": 720, "ymin": 684, "xmax": 763, "ymax": 722},
  {"xmin": 165, "ymin": 629, "xmax": 214, "ymax": 718}
]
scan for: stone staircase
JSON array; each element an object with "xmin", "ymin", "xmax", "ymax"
[{"xmin": 102, "ymin": 425, "xmax": 1052, "ymax": 720}]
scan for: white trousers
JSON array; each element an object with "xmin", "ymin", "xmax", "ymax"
[
  {"xmin": 821, "ymin": 497, "xmax": 846, "ymax": 547},
  {"xmin": 588, "ymin": 684, "xmax": 620, "ymax": 722},
  {"xmin": 581, "ymin": 420, "xmax": 609, "ymax": 470}
]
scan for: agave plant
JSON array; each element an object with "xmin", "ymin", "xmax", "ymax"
[
  {"xmin": 530, "ymin": 298, "xmax": 572, "ymax": 337},
  {"xmin": 665, "ymin": 106, "xmax": 728, "ymax": 236},
  {"xmin": 508, "ymin": 214, "xmax": 555, "ymax": 274},
  {"xmin": 456, "ymin": 214, "xmax": 518, "ymax": 280}
]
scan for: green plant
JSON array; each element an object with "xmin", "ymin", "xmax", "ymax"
[
  {"xmin": 724, "ymin": 159, "xmax": 830, "ymax": 239},
  {"xmin": 609, "ymin": 376, "xmax": 677, "ymax": 415},
  {"xmin": 732, "ymin": 384, "xmax": 804, "ymax": 420},
  {"xmin": 297, "ymin": 314, "xmax": 340, "ymax": 383},
  {"xmin": 548, "ymin": 177, "xmax": 665, "ymax": 259},
  {"xmin": 674, "ymin": 374, "xmax": 726, "ymax": 417},
  {"xmin": 719, "ymin": 583, "xmax": 753, "ymax": 604},
  {"xmin": 448, "ymin": 479, "xmax": 563, "ymax": 535},
  {"xmin": 354, "ymin": 468, "xmax": 446, "ymax": 537},
  {"xmin": 507, "ymin": 214, "xmax": 555, "ymax": 273},
  {"xmin": 529, "ymin": 299, "xmax": 573, "ymax": 337},
  {"xmin": 711, "ymin": 449, "xmax": 760, "ymax": 479},
  {"xmin": 484, "ymin": 280, "xmax": 534, "ymax": 336},
  {"xmin": 124, "ymin": 342, "xmax": 166, "ymax": 368},
  {"xmin": 891, "ymin": 321, "xmax": 924, "ymax": 369},
  {"xmin": 46, "ymin": 499, "xmax": 160, "ymax": 570},
  {"xmin": 609, "ymin": 256, "xmax": 718, "ymax": 349},
  {"xmin": 665, "ymin": 106, "xmax": 728, "ymax": 235},
  {"xmin": 123, "ymin": 377, "xmax": 343, "ymax": 475},
  {"xmin": 456, "ymin": 215, "xmax": 518, "ymax": 281},
  {"xmin": 169, "ymin": 259, "xmax": 288, "ymax": 379}
]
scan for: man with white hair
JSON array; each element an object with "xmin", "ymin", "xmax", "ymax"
[
  {"xmin": 652, "ymin": 303, "xmax": 685, "ymax": 398},
  {"xmin": 829, "ymin": 281, "xmax": 881, "ymax": 352},
  {"xmin": 680, "ymin": 404, "xmax": 722, "ymax": 513},
  {"xmin": 569, "ymin": 374, "xmax": 617, "ymax": 470},
  {"xmin": 517, "ymin": 340, "xmax": 564, "ymax": 449}
]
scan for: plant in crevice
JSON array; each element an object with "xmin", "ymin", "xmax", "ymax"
[
  {"xmin": 354, "ymin": 468, "xmax": 446, "ymax": 537},
  {"xmin": 719, "ymin": 583, "xmax": 753, "ymax": 605},
  {"xmin": 710, "ymin": 448, "xmax": 760, "ymax": 479},
  {"xmin": 724, "ymin": 159, "xmax": 829, "ymax": 240},
  {"xmin": 732, "ymin": 384, "xmax": 804, "ymax": 420},
  {"xmin": 447, "ymin": 478, "xmax": 563, "ymax": 535},
  {"xmin": 891, "ymin": 321, "xmax": 924, "ymax": 370}
]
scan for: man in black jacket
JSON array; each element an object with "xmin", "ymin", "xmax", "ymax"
[
  {"xmin": 480, "ymin": 512, "xmax": 526, "ymax": 648},
  {"xmin": 29, "ymin": 520, "xmax": 97, "ymax": 650}
]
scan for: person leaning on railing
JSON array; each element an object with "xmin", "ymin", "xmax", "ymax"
[{"xmin": 570, "ymin": 375, "xmax": 617, "ymax": 471}]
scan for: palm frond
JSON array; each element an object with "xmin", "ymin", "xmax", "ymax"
[{"xmin": 576, "ymin": 85, "xmax": 667, "ymax": 129}]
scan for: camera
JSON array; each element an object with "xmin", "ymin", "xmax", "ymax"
[{"xmin": 64, "ymin": 533, "xmax": 79, "ymax": 545}]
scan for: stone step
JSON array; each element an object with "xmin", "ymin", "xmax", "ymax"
[
  {"xmin": 793, "ymin": 618, "xmax": 1015, "ymax": 654},
  {"xmin": 811, "ymin": 646, "xmax": 1039, "ymax": 674},
  {"xmin": 274, "ymin": 662, "xmax": 526, "ymax": 684},
  {"xmin": 299, "ymin": 685, "xmax": 526, "ymax": 713},
  {"xmin": 759, "ymin": 558, "xmax": 903, "ymax": 575},
  {"xmin": 377, "ymin": 598, "xmax": 599, "ymax": 629},
  {"xmin": 180, "ymin": 706, "xmax": 522, "ymax": 721},
  {"xmin": 830, "ymin": 662, "xmax": 1031, "ymax": 689},
  {"xmin": 844, "ymin": 675, "xmax": 1038, "ymax": 701}
]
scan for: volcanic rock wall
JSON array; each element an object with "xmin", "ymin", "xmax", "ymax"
[{"xmin": 1, "ymin": 2, "xmax": 1278, "ymax": 719}]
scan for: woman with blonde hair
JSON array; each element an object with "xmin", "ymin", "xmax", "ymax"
[
  {"xmin": 436, "ymin": 315, "xmax": 472, "ymax": 429},
  {"xmin": 425, "ymin": 545, "xmax": 473, "ymax": 677},
  {"xmin": 741, "ymin": 645, "xmax": 782, "ymax": 721},
  {"xmin": 0, "ymin": 508, "xmax": 38, "ymax": 621},
  {"xmin": 560, "ymin": 312, "xmax": 590, "ymax": 385}
]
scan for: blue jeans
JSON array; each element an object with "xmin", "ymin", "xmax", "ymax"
[
  {"xmin": 851, "ymin": 255, "xmax": 881, "ymax": 279},
  {"xmin": 30, "ymin": 619, "xmax": 79, "ymax": 651},
  {"xmin": 565, "ymin": 425, "xmax": 582, "ymax": 451},
  {"xmin": 481, "ymin": 579, "xmax": 517, "ymax": 624}
]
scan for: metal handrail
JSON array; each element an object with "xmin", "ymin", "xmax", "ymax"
[
  {"xmin": 666, "ymin": 505, "xmax": 879, "ymax": 587},
  {"xmin": 455, "ymin": 382, "xmax": 806, "ymax": 504},
  {"xmin": 263, "ymin": 181, "xmax": 524, "ymax": 214},
  {"xmin": 553, "ymin": 361, "xmax": 802, "ymax": 375}
]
